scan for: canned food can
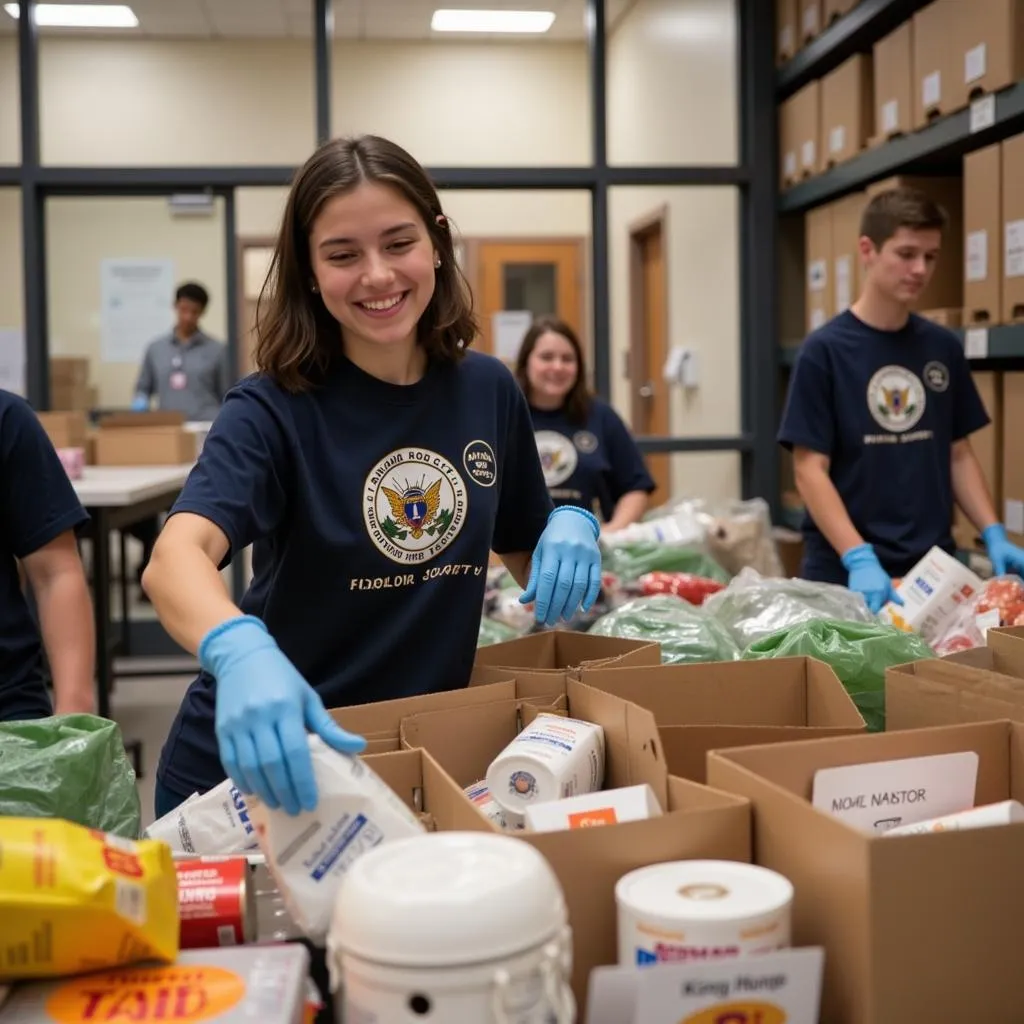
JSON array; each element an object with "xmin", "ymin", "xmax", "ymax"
[{"xmin": 176, "ymin": 856, "xmax": 257, "ymax": 948}]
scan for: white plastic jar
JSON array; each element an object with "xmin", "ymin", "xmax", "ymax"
[{"xmin": 327, "ymin": 831, "xmax": 575, "ymax": 1023}]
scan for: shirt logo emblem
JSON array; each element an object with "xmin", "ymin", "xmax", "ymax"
[
  {"xmin": 463, "ymin": 440, "xmax": 497, "ymax": 487},
  {"xmin": 534, "ymin": 430, "xmax": 578, "ymax": 488},
  {"xmin": 573, "ymin": 430, "xmax": 599, "ymax": 454},
  {"xmin": 867, "ymin": 365, "xmax": 926, "ymax": 433},
  {"xmin": 364, "ymin": 448, "xmax": 467, "ymax": 564},
  {"xmin": 924, "ymin": 360, "xmax": 950, "ymax": 392}
]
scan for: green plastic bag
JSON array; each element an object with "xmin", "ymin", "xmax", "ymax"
[
  {"xmin": 0, "ymin": 714, "xmax": 141, "ymax": 838},
  {"xmin": 589, "ymin": 595, "xmax": 741, "ymax": 665},
  {"xmin": 741, "ymin": 618, "xmax": 936, "ymax": 732},
  {"xmin": 603, "ymin": 542, "xmax": 730, "ymax": 585},
  {"xmin": 478, "ymin": 616, "xmax": 523, "ymax": 647}
]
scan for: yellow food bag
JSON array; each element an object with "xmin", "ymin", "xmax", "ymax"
[{"xmin": 0, "ymin": 817, "xmax": 179, "ymax": 980}]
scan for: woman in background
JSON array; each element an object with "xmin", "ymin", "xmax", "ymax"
[{"xmin": 515, "ymin": 317, "xmax": 655, "ymax": 533}]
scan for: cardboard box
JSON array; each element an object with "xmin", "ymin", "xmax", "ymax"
[
  {"xmin": 708, "ymin": 720, "xmax": 1024, "ymax": 1023},
  {"xmin": 912, "ymin": 0, "xmax": 958, "ymax": 128},
  {"xmin": 48, "ymin": 357, "xmax": 88, "ymax": 386},
  {"xmin": 918, "ymin": 307, "xmax": 962, "ymax": 327},
  {"xmin": 949, "ymin": 0, "xmax": 1024, "ymax": 110},
  {"xmin": 1001, "ymin": 372, "xmax": 1024, "ymax": 541},
  {"xmin": 1003, "ymin": 133, "xmax": 1024, "ymax": 323},
  {"xmin": 398, "ymin": 683, "xmax": 751, "ymax": 1015},
  {"xmin": 35, "ymin": 411, "xmax": 88, "ymax": 450},
  {"xmin": 830, "ymin": 190, "xmax": 868, "ymax": 314},
  {"xmin": 470, "ymin": 632, "xmax": 659, "ymax": 694},
  {"xmin": 776, "ymin": 0, "xmax": 798, "ymax": 64},
  {"xmin": 824, "ymin": 0, "xmax": 859, "ymax": 20},
  {"xmin": 954, "ymin": 371, "xmax": 1002, "ymax": 550},
  {"xmin": 523, "ymin": 783, "xmax": 663, "ymax": 832},
  {"xmin": 964, "ymin": 143, "xmax": 1003, "ymax": 324},
  {"xmin": 821, "ymin": 55, "xmax": 874, "ymax": 167},
  {"xmin": 805, "ymin": 203, "xmax": 833, "ymax": 332},
  {"xmin": 866, "ymin": 174, "xmax": 964, "ymax": 310},
  {"xmin": 577, "ymin": 657, "xmax": 866, "ymax": 782},
  {"xmin": 94, "ymin": 425, "xmax": 195, "ymax": 466},
  {"xmin": 800, "ymin": 0, "xmax": 822, "ymax": 42},
  {"xmin": 872, "ymin": 20, "xmax": 913, "ymax": 142}
]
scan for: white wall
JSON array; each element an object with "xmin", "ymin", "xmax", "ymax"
[
  {"xmin": 607, "ymin": 0, "xmax": 740, "ymax": 501},
  {"xmin": 0, "ymin": 40, "xmax": 17, "ymax": 164},
  {"xmin": 0, "ymin": 190, "xmax": 22, "ymax": 332}
]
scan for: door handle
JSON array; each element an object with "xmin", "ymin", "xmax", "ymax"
[{"xmin": 638, "ymin": 382, "xmax": 654, "ymax": 399}]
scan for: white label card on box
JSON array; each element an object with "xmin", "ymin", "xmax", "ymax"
[
  {"xmin": 812, "ymin": 751, "xmax": 979, "ymax": 834},
  {"xmin": 1006, "ymin": 219, "xmax": 1024, "ymax": 278},
  {"xmin": 785, "ymin": 151, "xmax": 797, "ymax": 178},
  {"xmin": 835, "ymin": 256, "xmax": 852, "ymax": 312},
  {"xmin": 779, "ymin": 25, "xmax": 794, "ymax": 56},
  {"xmin": 965, "ymin": 43, "xmax": 987, "ymax": 84},
  {"xmin": 1005, "ymin": 499, "xmax": 1024, "ymax": 536},
  {"xmin": 923, "ymin": 71, "xmax": 941, "ymax": 109},
  {"xmin": 830, "ymin": 125, "xmax": 845, "ymax": 154},
  {"xmin": 964, "ymin": 327, "xmax": 989, "ymax": 359},
  {"xmin": 810, "ymin": 308, "xmax": 826, "ymax": 330},
  {"xmin": 881, "ymin": 99, "xmax": 899, "ymax": 134},
  {"xmin": 808, "ymin": 258, "xmax": 827, "ymax": 292},
  {"xmin": 802, "ymin": 4, "xmax": 818, "ymax": 36},
  {"xmin": 966, "ymin": 230, "xmax": 988, "ymax": 282},
  {"xmin": 801, "ymin": 139, "xmax": 816, "ymax": 169},
  {"xmin": 586, "ymin": 948, "xmax": 826, "ymax": 1024},
  {"xmin": 970, "ymin": 94, "xmax": 996, "ymax": 134}
]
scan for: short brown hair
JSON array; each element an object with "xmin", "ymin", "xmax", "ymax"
[
  {"xmin": 514, "ymin": 316, "xmax": 592, "ymax": 426},
  {"xmin": 859, "ymin": 186, "xmax": 948, "ymax": 249},
  {"xmin": 254, "ymin": 135, "xmax": 478, "ymax": 392}
]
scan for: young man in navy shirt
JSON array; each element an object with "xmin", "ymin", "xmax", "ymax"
[
  {"xmin": 778, "ymin": 187, "xmax": 1024, "ymax": 613},
  {"xmin": 0, "ymin": 392, "xmax": 95, "ymax": 721}
]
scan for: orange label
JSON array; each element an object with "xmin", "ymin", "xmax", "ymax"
[
  {"xmin": 567, "ymin": 807, "xmax": 618, "ymax": 828},
  {"xmin": 45, "ymin": 966, "xmax": 246, "ymax": 1022},
  {"xmin": 681, "ymin": 1002, "xmax": 787, "ymax": 1024}
]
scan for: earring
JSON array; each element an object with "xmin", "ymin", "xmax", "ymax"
[
  {"xmin": 434, "ymin": 256, "xmax": 442, "ymax": 269},
  {"xmin": 311, "ymin": 283, "xmax": 319, "ymax": 294}
]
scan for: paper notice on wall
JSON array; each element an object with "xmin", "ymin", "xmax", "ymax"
[
  {"xmin": 100, "ymin": 258, "xmax": 176, "ymax": 363},
  {"xmin": 492, "ymin": 310, "xmax": 534, "ymax": 362},
  {"xmin": 0, "ymin": 329, "xmax": 25, "ymax": 396}
]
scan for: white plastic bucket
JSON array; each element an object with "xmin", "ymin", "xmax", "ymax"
[
  {"xmin": 486, "ymin": 714, "xmax": 604, "ymax": 820},
  {"xmin": 616, "ymin": 860, "xmax": 793, "ymax": 967},
  {"xmin": 327, "ymin": 832, "xmax": 575, "ymax": 1023}
]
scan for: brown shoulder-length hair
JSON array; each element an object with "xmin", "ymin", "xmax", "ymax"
[
  {"xmin": 254, "ymin": 134, "xmax": 479, "ymax": 392},
  {"xmin": 514, "ymin": 316, "xmax": 591, "ymax": 426}
]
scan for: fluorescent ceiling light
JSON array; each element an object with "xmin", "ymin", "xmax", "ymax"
[
  {"xmin": 431, "ymin": 9, "xmax": 556, "ymax": 33},
  {"xmin": 4, "ymin": 4, "xmax": 139, "ymax": 28}
]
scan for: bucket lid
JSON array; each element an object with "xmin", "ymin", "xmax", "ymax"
[{"xmin": 331, "ymin": 832, "xmax": 567, "ymax": 966}]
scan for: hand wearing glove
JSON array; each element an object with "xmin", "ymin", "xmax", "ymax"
[
  {"xmin": 840, "ymin": 543, "xmax": 904, "ymax": 615},
  {"xmin": 982, "ymin": 524, "xmax": 1024, "ymax": 576},
  {"xmin": 520, "ymin": 506, "xmax": 603, "ymax": 627},
  {"xmin": 130, "ymin": 394, "xmax": 149, "ymax": 412},
  {"xmin": 200, "ymin": 615, "xmax": 366, "ymax": 816}
]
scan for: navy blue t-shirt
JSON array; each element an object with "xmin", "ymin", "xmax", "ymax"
[
  {"xmin": 778, "ymin": 311, "xmax": 989, "ymax": 583},
  {"xmin": 0, "ymin": 392, "xmax": 89, "ymax": 722},
  {"xmin": 530, "ymin": 398, "xmax": 655, "ymax": 522},
  {"xmin": 158, "ymin": 350, "xmax": 553, "ymax": 797}
]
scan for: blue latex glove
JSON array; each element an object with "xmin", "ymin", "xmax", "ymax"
[
  {"xmin": 840, "ymin": 543, "xmax": 903, "ymax": 615},
  {"xmin": 982, "ymin": 523, "xmax": 1024, "ymax": 576},
  {"xmin": 200, "ymin": 615, "xmax": 366, "ymax": 816},
  {"xmin": 520, "ymin": 506, "xmax": 602, "ymax": 627},
  {"xmin": 130, "ymin": 394, "xmax": 149, "ymax": 412}
]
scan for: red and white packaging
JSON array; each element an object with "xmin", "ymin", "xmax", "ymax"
[{"xmin": 176, "ymin": 856, "xmax": 257, "ymax": 948}]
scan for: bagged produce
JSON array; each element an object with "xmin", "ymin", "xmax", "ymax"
[
  {"xmin": 632, "ymin": 571, "xmax": 725, "ymax": 605},
  {"xmin": 603, "ymin": 541, "xmax": 730, "ymax": 585},
  {"xmin": 0, "ymin": 817, "xmax": 179, "ymax": 980},
  {"xmin": 588, "ymin": 595, "xmax": 741, "ymax": 664},
  {"xmin": 742, "ymin": 618, "xmax": 935, "ymax": 732},
  {"xmin": 704, "ymin": 567, "xmax": 874, "ymax": 649},
  {"xmin": 0, "ymin": 714, "xmax": 141, "ymax": 839}
]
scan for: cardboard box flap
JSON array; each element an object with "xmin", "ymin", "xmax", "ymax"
[
  {"xmin": 99, "ymin": 411, "xmax": 186, "ymax": 428},
  {"xmin": 989, "ymin": 628, "xmax": 1024, "ymax": 676},
  {"xmin": 890, "ymin": 656, "xmax": 1024, "ymax": 699},
  {"xmin": 473, "ymin": 632, "xmax": 657, "ymax": 673},
  {"xmin": 807, "ymin": 658, "xmax": 865, "ymax": 726}
]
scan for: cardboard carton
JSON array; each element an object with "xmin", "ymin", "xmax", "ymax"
[
  {"xmin": 93, "ymin": 410, "xmax": 195, "ymax": 467},
  {"xmin": 912, "ymin": 0, "xmax": 959, "ymax": 128},
  {"xmin": 953, "ymin": 371, "xmax": 1002, "ymax": 550},
  {"xmin": 776, "ymin": 0, "xmax": 798, "ymax": 65},
  {"xmin": 1002, "ymin": 133, "xmax": 1024, "ymax": 324},
  {"xmin": 964, "ymin": 143, "xmax": 1004, "ymax": 325},
  {"xmin": 830, "ymin": 190, "xmax": 868, "ymax": 314},
  {"xmin": 948, "ymin": 0, "xmax": 1024, "ymax": 110},
  {"xmin": 578, "ymin": 657, "xmax": 865, "ymax": 782},
  {"xmin": 799, "ymin": 0, "xmax": 822, "ymax": 43},
  {"xmin": 872, "ymin": 21, "xmax": 913, "ymax": 142},
  {"xmin": 35, "ymin": 411, "xmax": 88, "ymax": 450},
  {"xmin": 1000, "ymin": 372, "xmax": 1024, "ymax": 542},
  {"xmin": 397, "ymin": 681, "xmax": 751, "ymax": 1016},
  {"xmin": 821, "ymin": 55, "xmax": 873, "ymax": 167},
  {"xmin": 917, "ymin": 307, "xmax": 962, "ymax": 327},
  {"xmin": 707, "ymin": 720, "xmax": 1024, "ymax": 1023},
  {"xmin": 805, "ymin": 203, "xmax": 833, "ymax": 332}
]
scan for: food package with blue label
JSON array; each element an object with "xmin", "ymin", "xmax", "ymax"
[
  {"xmin": 247, "ymin": 735, "xmax": 426, "ymax": 944},
  {"xmin": 144, "ymin": 777, "xmax": 259, "ymax": 856}
]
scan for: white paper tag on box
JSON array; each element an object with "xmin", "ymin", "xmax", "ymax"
[
  {"xmin": 970, "ymin": 94, "xmax": 996, "ymax": 133},
  {"xmin": 964, "ymin": 326, "xmax": 989, "ymax": 358},
  {"xmin": 810, "ymin": 307, "xmax": 826, "ymax": 330},
  {"xmin": 801, "ymin": 139, "xmax": 816, "ymax": 169},
  {"xmin": 966, "ymin": 230, "xmax": 988, "ymax": 282},
  {"xmin": 586, "ymin": 948, "xmax": 826, "ymax": 1024},
  {"xmin": 834, "ymin": 255, "xmax": 852, "ymax": 312},
  {"xmin": 812, "ymin": 751, "xmax": 979, "ymax": 834},
  {"xmin": 1006, "ymin": 219, "xmax": 1024, "ymax": 278},
  {"xmin": 784, "ymin": 151, "xmax": 797, "ymax": 179},
  {"xmin": 965, "ymin": 43, "xmax": 987, "ymax": 84},
  {"xmin": 923, "ymin": 71, "xmax": 941, "ymax": 109},
  {"xmin": 881, "ymin": 99, "xmax": 899, "ymax": 134},
  {"xmin": 524, "ymin": 784, "xmax": 662, "ymax": 833},
  {"xmin": 830, "ymin": 124, "xmax": 845, "ymax": 155},
  {"xmin": 802, "ymin": 3, "xmax": 819, "ymax": 36},
  {"xmin": 808, "ymin": 258, "xmax": 827, "ymax": 292},
  {"xmin": 879, "ymin": 546, "xmax": 985, "ymax": 644},
  {"xmin": 1005, "ymin": 498, "xmax": 1024, "ymax": 535}
]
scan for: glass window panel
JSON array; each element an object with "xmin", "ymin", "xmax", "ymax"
[
  {"xmin": 503, "ymin": 263, "xmax": 559, "ymax": 320},
  {"xmin": 0, "ymin": 188, "xmax": 23, "ymax": 394}
]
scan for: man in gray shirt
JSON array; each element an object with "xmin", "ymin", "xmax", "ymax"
[{"xmin": 131, "ymin": 282, "xmax": 230, "ymax": 420}]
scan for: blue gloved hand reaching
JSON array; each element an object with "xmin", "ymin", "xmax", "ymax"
[
  {"xmin": 130, "ymin": 393, "xmax": 149, "ymax": 412},
  {"xmin": 200, "ymin": 615, "xmax": 366, "ymax": 816},
  {"xmin": 982, "ymin": 524, "xmax": 1024, "ymax": 576},
  {"xmin": 520, "ymin": 506, "xmax": 603, "ymax": 627},
  {"xmin": 841, "ymin": 543, "xmax": 904, "ymax": 616}
]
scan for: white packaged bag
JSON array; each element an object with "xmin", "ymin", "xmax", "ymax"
[
  {"xmin": 144, "ymin": 777, "xmax": 259, "ymax": 855},
  {"xmin": 247, "ymin": 735, "xmax": 426, "ymax": 944}
]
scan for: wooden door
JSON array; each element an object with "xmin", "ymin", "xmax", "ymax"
[
  {"xmin": 629, "ymin": 211, "xmax": 672, "ymax": 504},
  {"xmin": 473, "ymin": 240, "xmax": 586, "ymax": 364},
  {"xmin": 237, "ymin": 240, "xmax": 276, "ymax": 377}
]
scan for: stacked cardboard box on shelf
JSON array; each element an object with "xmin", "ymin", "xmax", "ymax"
[
  {"xmin": 94, "ymin": 411, "xmax": 196, "ymax": 467},
  {"xmin": 872, "ymin": 20, "xmax": 914, "ymax": 143},
  {"xmin": 48, "ymin": 358, "xmax": 92, "ymax": 412},
  {"xmin": 776, "ymin": 0, "xmax": 798, "ymax": 65},
  {"xmin": 779, "ymin": 82, "xmax": 821, "ymax": 187},
  {"xmin": 1004, "ymin": 133, "xmax": 1024, "ymax": 323},
  {"xmin": 948, "ymin": 0, "xmax": 1024, "ymax": 111},
  {"xmin": 821, "ymin": 55, "xmax": 874, "ymax": 167}
]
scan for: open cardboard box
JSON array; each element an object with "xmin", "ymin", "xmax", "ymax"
[
  {"xmin": 329, "ymin": 676, "xmax": 564, "ymax": 754},
  {"xmin": 95, "ymin": 410, "xmax": 195, "ymax": 466},
  {"xmin": 470, "ymin": 632, "xmax": 659, "ymax": 695},
  {"xmin": 707, "ymin": 720, "xmax": 1024, "ymax": 1024},
  {"xmin": 396, "ymin": 680, "xmax": 751, "ymax": 1016},
  {"xmin": 579, "ymin": 657, "xmax": 865, "ymax": 782}
]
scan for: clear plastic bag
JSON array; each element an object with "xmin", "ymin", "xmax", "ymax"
[
  {"xmin": 588, "ymin": 594, "xmax": 741, "ymax": 665},
  {"xmin": 703, "ymin": 567, "xmax": 874, "ymax": 649},
  {"xmin": 602, "ymin": 541, "xmax": 730, "ymax": 585},
  {"xmin": 931, "ymin": 574, "xmax": 1024, "ymax": 655},
  {"xmin": 696, "ymin": 497, "xmax": 785, "ymax": 578}
]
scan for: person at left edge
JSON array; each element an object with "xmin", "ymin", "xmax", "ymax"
[
  {"xmin": 515, "ymin": 316, "xmax": 655, "ymax": 532},
  {"xmin": 143, "ymin": 135, "xmax": 602, "ymax": 820},
  {"xmin": 0, "ymin": 392, "xmax": 95, "ymax": 722}
]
